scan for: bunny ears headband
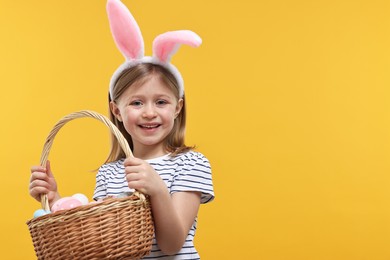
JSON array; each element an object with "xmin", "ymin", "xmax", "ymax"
[{"xmin": 107, "ymin": 0, "xmax": 202, "ymax": 99}]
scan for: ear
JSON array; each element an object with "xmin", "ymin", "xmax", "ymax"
[
  {"xmin": 106, "ymin": 0, "xmax": 144, "ymax": 60},
  {"xmin": 110, "ymin": 101, "xmax": 123, "ymax": 122},
  {"xmin": 175, "ymin": 98, "xmax": 184, "ymax": 118},
  {"xmin": 153, "ymin": 30, "xmax": 202, "ymax": 63}
]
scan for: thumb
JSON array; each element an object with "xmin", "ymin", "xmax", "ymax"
[{"xmin": 45, "ymin": 160, "xmax": 54, "ymax": 178}]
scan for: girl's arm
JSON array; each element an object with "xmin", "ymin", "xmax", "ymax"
[
  {"xmin": 124, "ymin": 157, "xmax": 201, "ymax": 255},
  {"xmin": 150, "ymin": 190, "xmax": 201, "ymax": 255}
]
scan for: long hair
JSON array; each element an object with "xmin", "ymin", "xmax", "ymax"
[{"xmin": 105, "ymin": 63, "xmax": 193, "ymax": 163}]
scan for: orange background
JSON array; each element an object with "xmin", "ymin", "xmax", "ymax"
[{"xmin": 1, "ymin": 0, "xmax": 390, "ymax": 259}]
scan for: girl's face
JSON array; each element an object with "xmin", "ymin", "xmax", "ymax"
[{"xmin": 111, "ymin": 75, "xmax": 183, "ymax": 157}]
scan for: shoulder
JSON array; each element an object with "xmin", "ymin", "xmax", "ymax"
[
  {"xmin": 170, "ymin": 150, "xmax": 211, "ymax": 167},
  {"xmin": 147, "ymin": 151, "xmax": 211, "ymax": 169},
  {"xmin": 168, "ymin": 150, "xmax": 213, "ymax": 181},
  {"xmin": 169, "ymin": 151, "xmax": 214, "ymax": 203}
]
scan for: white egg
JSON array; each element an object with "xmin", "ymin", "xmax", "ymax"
[{"xmin": 72, "ymin": 193, "xmax": 89, "ymax": 205}]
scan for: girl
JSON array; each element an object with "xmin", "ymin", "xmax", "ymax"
[{"xmin": 29, "ymin": 0, "xmax": 214, "ymax": 259}]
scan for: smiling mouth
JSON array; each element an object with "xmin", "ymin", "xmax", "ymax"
[{"xmin": 140, "ymin": 124, "xmax": 160, "ymax": 129}]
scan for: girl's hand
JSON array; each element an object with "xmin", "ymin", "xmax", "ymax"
[
  {"xmin": 29, "ymin": 160, "xmax": 61, "ymax": 207},
  {"xmin": 124, "ymin": 157, "xmax": 167, "ymax": 197}
]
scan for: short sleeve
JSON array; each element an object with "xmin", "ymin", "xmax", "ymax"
[{"xmin": 171, "ymin": 152, "xmax": 215, "ymax": 204}]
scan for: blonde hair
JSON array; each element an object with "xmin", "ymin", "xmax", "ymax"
[{"xmin": 106, "ymin": 63, "xmax": 193, "ymax": 163}]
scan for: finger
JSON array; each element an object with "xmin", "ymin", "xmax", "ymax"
[
  {"xmin": 29, "ymin": 186, "xmax": 49, "ymax": 201},
  {"xmin": 124, "ymin": 156, "xmax": 143, "ymax": 166},
  {"xmin": 29, "ymin": 185, "xmax": 48, "ymax": 195},
  {"xmin": 126, "ymin": 179, "xmax": 147, "ymax": 194},
  {"xmin": 30, "ymin": 171, "xmax": 49, "ymax": 183},
  {"xmin": 124, "ymin": 165, "xmax": 139, "ymax": 175},
  {"xmin": 125, "ymin": 171, "xmax": 141, "ymax": 182},
  {"xmin": 31, "ymin": 165, "xmax": 46, "ymax": 174},
  {"xmin": 29, "ymin": 179, "xmax": 51, "ymax": 191}
]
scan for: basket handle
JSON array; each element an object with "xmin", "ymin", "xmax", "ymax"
[{"xmin": 39, "ymin": 110, "xmax": 133, "ymax": 211}]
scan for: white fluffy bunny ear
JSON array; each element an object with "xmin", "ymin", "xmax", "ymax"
[
  {"xmin": 106, "ymin": 0, "xmax": 144, "ymax": 60},
  {"xmin": 153, "ymin": 30, "xmax": 202, "ymax": 63}
]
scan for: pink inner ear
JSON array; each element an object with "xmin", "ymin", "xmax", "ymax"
[
  {"xmin": 153, "ymin": 30, "xmax": 202, "ymax": 62},
  {"xmin": 107, "ymin": 0, "xmax": 144, "ymax": 60}
]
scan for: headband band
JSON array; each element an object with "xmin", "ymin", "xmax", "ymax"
[{"xmin": 107, "ymin": 0, "xmax": 202, "ymax": 99}]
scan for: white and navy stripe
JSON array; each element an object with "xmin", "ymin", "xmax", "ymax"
[{"xmin": 93, "ymin": 151, "xmax": 214, "ymax": 259}]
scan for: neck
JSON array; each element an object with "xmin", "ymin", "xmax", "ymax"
[{"xmin": 132, "ymin": 143, "xmax": 168, "ymax": 160}]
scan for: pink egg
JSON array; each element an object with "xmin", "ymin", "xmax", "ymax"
[{"xmin": 51, "ymin": 197, "xmax": 82, "ymax": 213}]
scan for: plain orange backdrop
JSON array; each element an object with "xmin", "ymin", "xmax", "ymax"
[{"xmin": 1, "ymin": 0, "xmax": 390, "ymax": 259}]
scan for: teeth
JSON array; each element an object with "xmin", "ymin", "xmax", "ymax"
[{"xmin": 142, "ymin": 125, "xmax": 158, "ymax": 128}]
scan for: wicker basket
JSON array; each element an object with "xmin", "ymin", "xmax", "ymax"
[{"xmin": 27, "ymin": 110, "xmax": 154, "ymax": 260}]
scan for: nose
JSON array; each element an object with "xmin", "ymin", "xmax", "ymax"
[{"xmin": 142, "ymin": 103, "xmax": 157, "ymax": 118}]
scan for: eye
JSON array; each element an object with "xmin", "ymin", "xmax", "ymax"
[
  {"xmin": 156, "ymin": 99, "xmax": 168, "ymax": 106},
  {"xmin": 130, "ymin": 100, "xmax": 143, "ymax": 106}
]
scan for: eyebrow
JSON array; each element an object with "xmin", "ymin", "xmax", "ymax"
[{"xmin": 128, "ymin": 94, "xmax": 174, "ymax": 100}]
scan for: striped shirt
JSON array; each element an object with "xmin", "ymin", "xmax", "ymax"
[{"xmin": 93, "ymin": 151, "xmax": 215, "ymax": 259}]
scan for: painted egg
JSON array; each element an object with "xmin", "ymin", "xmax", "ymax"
[
  {"xmin": 51, "ymin": 197, "xmax": 82, "ymax": 213},
  {"xmin": 33, "ymin": 209, "xmax": 50, "ymax": 218},
  {"xmin": 72, "ymin": 193, "xmax": 89, "ymax": 205}
]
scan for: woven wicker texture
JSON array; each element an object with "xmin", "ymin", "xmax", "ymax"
[{"xmin": 27, "ymin": 110, "xmax": 154, "ymax": 260}]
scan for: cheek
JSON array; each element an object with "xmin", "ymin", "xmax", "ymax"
[
  {"xmin": 121, "ymin": 110, "xmax": 138, "ymax": 126},
  {"xmin": 121, "ymin": 107, "xmax": 138, "ymax": 118},
  {"xmin": 162, "ymin": 110, "xmax": 176, "ymax": 122}
]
